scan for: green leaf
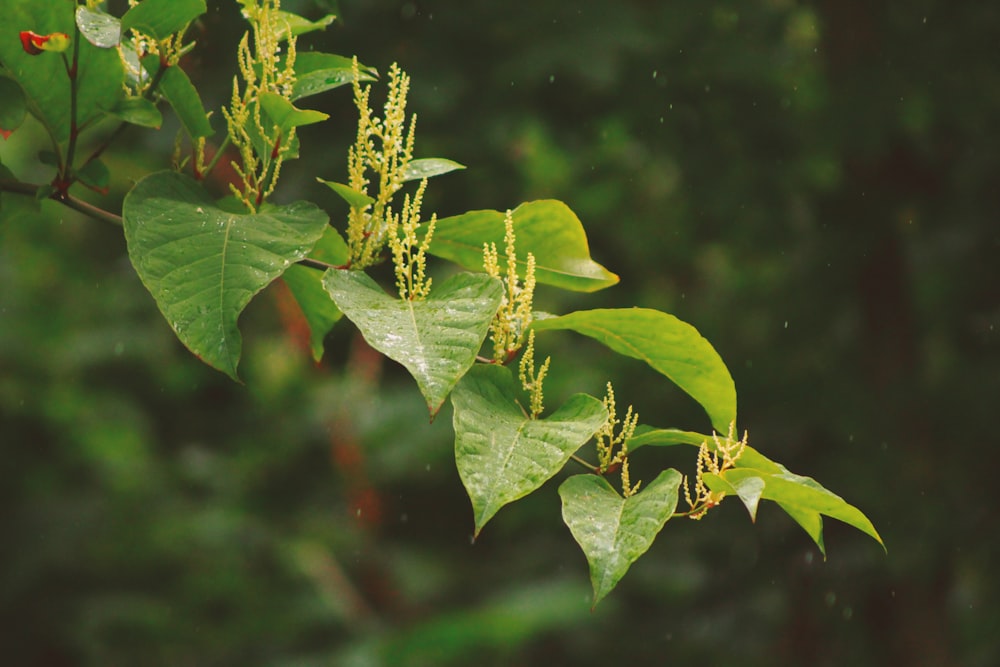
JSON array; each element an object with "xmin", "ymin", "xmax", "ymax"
[
  {"xmin": 121, "ymin": 0, "xmax": 206, "ymax": 40},
  {"xmin": 402, "ymin": 157, "xmax": 466, "ymax": 182},
  {"xmin": 76, "ymin": 158, "xmax": 109, "ymax": 192},
  {"xmin": 239, "ymin": 2, "xmax": 335, "ymax": 41},
  {"xmin": 318, "ymin": 179, "xmax": 374, "ymax": 209},
  {"xmin": 122, "ymin": 171, "xmax": 329, "ymax": 380},
  {"xmin": 322, "ymin": 270, "xmax": 503, "ymax": 416},
  {"xmin": 426, "ymin": 200, "xmax": 619, "ymax": 293},
  {"xmin": 281, "ymin": 226, "xmax": 349, "ymax": 361},
  {"xmin": 141, "ymin": 56, "xmax": 213, "ymax": 139},
  {"xmin": 75, "ymin": 6, "xmax": 121, "ymax": 48},
  {"xmin": 0, "ymin": 77, "xmax": 26, "ymax": 139},
  {"xmin": 105, "ymin": 96, "xmax": 162, "ymax": 129},
  {"xmin": 258, "ymin": 92, "xmax": 329, "ymax": 133},
  {"xmin": 559, "ymin": 469, "xmax": 682, "ymax": 608},
  {"xmin": 532, "ymin": 308, "xmax": 737, "ymax": 433},
  {"xmin": 290, "ymin": 52, "xmax": 376, "ymax": 101},
  {"xmin": 0, "ymin": 2, "xmax": 124, "ymax": 144},
  {"xmin": 703, "ymin": 466, "xmax": 885, "ymax": 555},
  {"xmin": 452, "ymin": 364, "xmax": 607, "ymax": 536},
  {"xmin": 626, "ymin": 426, "xmax": 709, "ymax": 451}
]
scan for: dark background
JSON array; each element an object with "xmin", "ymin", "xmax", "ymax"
[{"xmin": 2, "ymin": 1, "xmax": 997, "ymax": 665}]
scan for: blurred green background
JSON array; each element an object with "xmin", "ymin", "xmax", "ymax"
[{"xmin": 2, "ymin": 1, "xmax": 997, "ymax": 665}]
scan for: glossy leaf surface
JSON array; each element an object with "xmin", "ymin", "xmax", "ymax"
[
  {"xmin": 123, "ymin": 171, "xmax": 329, "ymax": 379},
  {"xmin": 75, "ymin": 6, "xmax": 121, "ymax": 48},
  {"xmin": 704, "ymin": 465, "xmax": 884, "ymax": 555},
  {"xmin": 402, "ymin": 158, "xmax": 466, "ymax": 182},
  {"xmin": 426, "ymin": 200, "xmax": 619, "ymax": 292},
  {"xmin": 290, "ymin": 52, "xmax": 375, "ymax": 101},
  {"xmin": 560, "ymin": 469, "xmax": 682, "ymax": 607},
  {"xmin": 533, "ymin": 308, "xmax": 737, "ymax": 433},
  {"xmin": 452, "ymin": 364, "xmax": 607, "ymax": 536},
  {"xmin": 323, "ymin": 270, "xmax": 503, "ymax": 416}
]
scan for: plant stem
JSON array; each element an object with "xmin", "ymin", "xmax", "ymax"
[
  {"xmin": 0, "ymin": 178, "xmax": 122, "ymax": 226},
  {"xmin": 58, "ymin": 32, "xmax": 82, "ymax": 195},
  {"xmin": 200, "ymin": 134, "xmax": 233, "ymax": 178},
  {"xmin": 570, "ymin": 454, "xmax": 599, "ymax": 473}
]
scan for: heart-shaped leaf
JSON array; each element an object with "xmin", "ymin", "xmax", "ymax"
[
  {"xmin": 560, "ymin": 469, "xmax": 682, "ymax": 608},
  {"xmin": 532, "ymin": 308, "xmax": 737, "ymax": 433},
  {"xmin": 425, "ymin": 200, "xmax": 619, "ymax": 293},
  {"xmin": 322, "ymin": 269, "xmax": 503, "ymax": 416},
  {"xmin": 123, "ymin": 171, "xmax": 329, "ymax": 379},
  {"xmin": 452, "ymin": 364, "xmax": 608, "ymax": 536}
]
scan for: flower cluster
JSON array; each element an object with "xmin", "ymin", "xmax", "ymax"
[
  {"xmin": 596, "ymin": 383, "xmax": 640, "ymax": 497},
  {"xmin": 222, "ymin": 0, "xmax": 299, "ymax": 211},
  {"xmin": 682, "ymin": 422, "xmax": 747, "ymax": 519},
  {"xmin": 345, "ymin": 61, "xmax": 416, "ymax": 268},
  {"xmin": 387, "ymin": 179, "xmax": 435, "ymax": 301},
  {"xmin": 517, "ymin": 331, "xmax": 550, "ymax": 419},
  {"xmin": 483, "ymin": 210, "xmax": 537, "ymax": 363}
]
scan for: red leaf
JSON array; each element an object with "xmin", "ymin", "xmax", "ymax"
[{"xmin": 19, "ymin": 30, "xmax": 70, "ymax": 55}]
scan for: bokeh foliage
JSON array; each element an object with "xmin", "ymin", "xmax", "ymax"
[{"xmin": 2, "ymin": 1, "xmax": 997, "ymax": 665}]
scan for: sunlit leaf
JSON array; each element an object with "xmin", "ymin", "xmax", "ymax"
[
  {"xmin": 560, "ymin": 469, "xmax": 682, "ymax": 608},
  {"xmin": 122, "ymin": 171, "xmax": 329, "ymax": 379},
  {"xmin": 323, "ymin": 269, "xmax": 503, "ymax": 416},
  {"xmin": 532, "ymin": 308, "xmax": 737, "ymax": 433},
  {"xmin": 425, "ymin": 200, "xmax": 619, "ymax": 293},
  {"xmin": 452, "ymin": 364, "xmax": 607, "ymax": 536}
]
